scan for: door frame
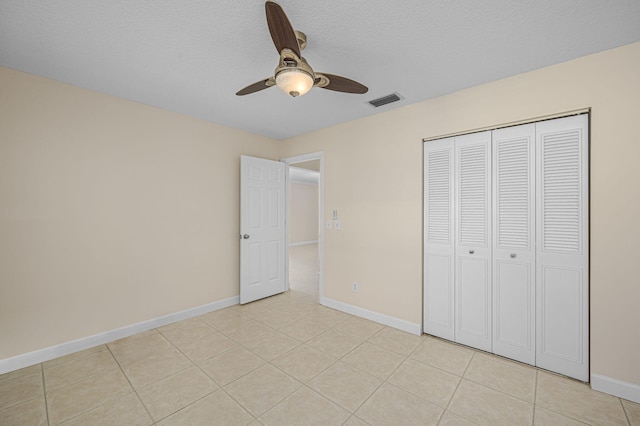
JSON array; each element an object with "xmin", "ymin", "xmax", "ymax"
[{"xmin": 281, "ymin": 151, "xmax": 324, "ymax": 301}]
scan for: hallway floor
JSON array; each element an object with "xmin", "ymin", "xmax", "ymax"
[
  {"xmin": 1, "ymin": 245, "xmax": 638, "ymax": 425},
  {"xmin": 288, "ymin": 243, "xmax": 320, "ymax": 299}
]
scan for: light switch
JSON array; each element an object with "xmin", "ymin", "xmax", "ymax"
[{"xmin": 326, "ymin": 220, "xmax": 332, "ymax": 229}]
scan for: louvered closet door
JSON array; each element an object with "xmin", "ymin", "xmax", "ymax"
[
  {"xmin": 536, "ymin": 114, "xmax": 589, "ymax": 381},
  {"xmin": 423, "ymin": 138, "xmax": 455, "ymax": 340},
  {"xmin": 454, "ymin": 131, "xmax": 492, "ymax": 352},
  {"xmin": 492, "ymin": 124, "xmax": 536, "ymax": 365}
]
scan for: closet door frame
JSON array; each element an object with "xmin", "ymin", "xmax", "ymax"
[{"xmin": 423, "ymin": 112, "xmax": 590, "ymax": 382}]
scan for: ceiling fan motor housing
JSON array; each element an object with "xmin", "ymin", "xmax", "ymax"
[{"xmin": 275, "ymin": 49, "xmax": 315, "ymax": 97}]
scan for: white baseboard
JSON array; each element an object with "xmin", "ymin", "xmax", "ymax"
[
  {"xmin": 289, "ymin": 240, "xmax": 318, "ymax": 247},
  {"xmin": 0, "ymin": 296, "xmax": 239, "ymax": 375},
  {"xmin": 591, "ymin": 374, "xmax": 640, "ymax": 403},
  {"xmin": 320, "ymin": 297, "xmax": 422, "ymax": 336}
]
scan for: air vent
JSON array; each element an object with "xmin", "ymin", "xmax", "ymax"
[{"xmin": 368, "ymin": 93, "xmax": 403, "ymax": 108}]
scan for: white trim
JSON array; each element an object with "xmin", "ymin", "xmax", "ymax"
[
  {"xmin": 281, "ymin": 151, "xmax": 324, "ymax": 164},
  {"xmin": 0, "ymin": 296, "xmax": 239, "ymax": 375},
  {"xmin": 321, "ymin": 296, "xmax": 423, "ymax": 336},
  {"xmin": 290, "ymin": 240, "xmax": 318, "ymax": 247},
  {"xmin": 281, "ymin": 152, "xmax": 324, "ymax": 302},
  {"xmin": 422, "ymin": 108, "xmax": 591, "ymax": 142},
  {"xmin": 591, "ymin": 374, "xmax": 640, "ymax": 403}
]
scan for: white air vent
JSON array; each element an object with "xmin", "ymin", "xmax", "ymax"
[{"xmin": 368, "ymin": 93, "xmax": 403, "ymax": 108}]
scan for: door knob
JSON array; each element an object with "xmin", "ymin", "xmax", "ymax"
[
  {"xmin": 510, "ymin": 253, "xmax": 516, "ymax": 258},
  {"xmin": 469, "ymin": 250, "xmax": 475, "ymax": 254},
  {"xmin": 242, "ymin": 234, "xmax": 250, "ymax": 239}
]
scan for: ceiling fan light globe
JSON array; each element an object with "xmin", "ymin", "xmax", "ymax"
[{"xmin": 275, "ymin": 69, "xmax": 314, "ymax": 97}]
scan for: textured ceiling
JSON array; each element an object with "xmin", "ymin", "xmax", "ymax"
[{"xmin": 1, "ymin": 1, "xmax": 640, "ymax": 140}]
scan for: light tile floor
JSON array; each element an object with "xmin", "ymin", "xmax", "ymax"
[{"xmin": 1, "ymin": 244, "xmax": 639, "ymax": 425}]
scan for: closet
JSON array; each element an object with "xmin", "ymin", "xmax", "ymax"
[{"xmin": 423, "ymin": 114, "xmax": 589, "ymax": 381}]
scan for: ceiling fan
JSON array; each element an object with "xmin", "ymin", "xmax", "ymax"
[{"xmin": 236, "ymin": 1, "xmax": 368, "ymax": 98}]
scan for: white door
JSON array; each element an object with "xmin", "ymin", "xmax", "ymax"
[
  {"xmin": 423, "ymin": 138, "xmax": 455, "ymax": 340},
  {"xmin": 492, "ymin": 124, "xmax": 536, "ymax": 365},
  {"xmin": 454, "ymin": 131, "xmax": 492, "ymax": 352},
  {"xmin": 535, "ymin": 115, "xmax": 589, "ymax": 381},
  {"xmin": 240, "ymin": 156, "xmax": 286, "ymax": 304}
]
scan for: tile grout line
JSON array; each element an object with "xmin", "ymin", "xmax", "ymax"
[
  {"xmin": 268, "ymin": 306, "xmax": 384, "ymax": 417},
  {"xmin": 423, "ymin": 340, "xmax": 557, "ymax": 411},
  {"xmin": 408, "ymin": 337, "xmax": 479, "ymax": 379},
  {"xmin": 240, "ymin": 366, "xmax": 304, "ymax": 421},
  {"xmin": 152, "ymin": 327, "xmax": 243, "ymax": 422},
  {"xmin": 620, "ymin": 396, "xmax": 632, "ymax": 425},
  {"xmin": 459, "ymin": 375, "xmax": 537, "ymax": 405},
  {"xmin": 367, "ymin": 326, "xmax": 386, "ymax": 342},
  {"xmin": 204, "ymin": 355, "xmax": 264, "ymax": 389},
  {"xmin": 535, "ymin": 370, "xmax": 622, "ymax": 425},
  {"xmin": 39, "ymin": 347, "xmax": 120, "ymax": 395},
  {"xmin": 236, "ymin": 307, "xmax": 343, "ymax": 414},
  {"xmin": 105, "ymin": 343, "xmax": 156, "ymax": 424},
  {"xmin": 340, "ymin": 338, "xmax": 412, "ymax": 419},
  {"xmin": 342, "ymin": 414, "xmax": 370, "ymax": 426},
  {"xmin": 327, "ymin": 311, "xmax": 423, "ymax": 416},
  {"xmin": 337, "ymin": 343, "xmax": 390, "ymax": 378},
  {"xmin": 256, "ymin": 382, "xmax": 315, "ymax": 423},
  {"xmin": 200, "ymin": 302, "xmax": 320, "ymax": 422},
  {"xmin": 43, "ymin": 345, "xmax": 131, "ymax": 425},
  {"xmin": 218, "ymin": 387, "xmax": 259, "ymax": 423},
  {"xmin": 441, "ymin": 350, "xmax": 477, "ymax": 424},
  {"xmin": 380, "ymin": 359, "xmax": 456, "ymax": 425},
  {"xmin": 535, "ymin": 404, "xmax": 590, "ymax": 425},
  {"xmin": 129, "ymin": 331, "xmax": 193, "ymax": 387},
  {"xmin": 201, "ymin": 306, "xmax": 284, "ymax": 415},
  {"xmin": 151, "ymin": 389, "xmax": 234, "ymax": 424},
  {"xmin": 269, "ymin": 341, "xmax": 338, "ymax": 379},
  {"xmin": 40, "ymin": 363, "xmax": 50, "ymax": 426},
  {"xmin": 297, "ymin": 380, "xmax": 360, "ymax": 423},
  {"xmin": 269, "ymin": 351, "xmax": 338, "ymax": 387},
  {"xmin": 532, "ymin": 370, "xmax": 538, "ymax": 425}
]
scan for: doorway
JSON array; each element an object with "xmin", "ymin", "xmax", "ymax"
[{"xmin": 282, "ymin": 152, "xmax": 324, "ymax": 302}]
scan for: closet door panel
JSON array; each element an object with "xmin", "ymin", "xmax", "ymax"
[
  {"xmin": 539, "ymin": 266, "xmax": 583, "ymax": 361},
  {"xmin": 457, "ymin": 257, "xmax": 491, "ymax": 340},
  {"xmin": 454, "ymin": 131, "xmax": 492, "ymax": 352},
  {"xmin": 424, "ymin": 138, "xmax": 455, "ymax": 340},
  {"xmin": 494, "ymin": 261, "xmax": 532, "ymax": 347},
  {"xmin": 535, "ymin": 114, "xmax": 589, "ymax": 381},
  {"xmin": 492, "ymin": 124, "xmax": 535, "ymax": 365}
]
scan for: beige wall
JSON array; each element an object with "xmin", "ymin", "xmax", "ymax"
[
  {"xmin": 0, "ymin": 67, "xmax": 279, "ymax": 359},
  {"xmin": 280, "ymin": 42, "xmax": 640, "ymax": 386},
  {"xmin": 290, "ymin": 182, "xmax": 319, "ymax": 244}
]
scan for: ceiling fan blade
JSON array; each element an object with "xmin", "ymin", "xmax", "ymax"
[
  {"xmin": 235, "ymin": 77, "xmax": 275, "ymax": 96},
  {"xmin": 315, "ymin": 73, "xmax": 368, "ymax": 94},
  {"xmin": 265, "ymin": 1, "xmax": 301, "ymax": 57}
]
